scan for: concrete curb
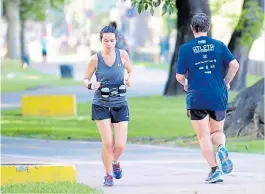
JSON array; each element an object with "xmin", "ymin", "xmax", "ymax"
[{"xmin": 1, "ymin": 164, "xmax": 76, "ymax": 185}]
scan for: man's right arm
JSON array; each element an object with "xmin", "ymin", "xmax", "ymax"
[
  {"xmin": 224, "ymin": 59, "xmax": 239, "ymax": 86},
  {"xmin": 222, "ymin": 43, "xmax": 239, "ymax": 87}
]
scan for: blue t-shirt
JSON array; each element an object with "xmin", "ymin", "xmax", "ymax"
[{"xmin": 176, "ymin": 36, "xmax": 235, "ymax": 111}]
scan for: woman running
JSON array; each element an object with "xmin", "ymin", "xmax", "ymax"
[{"xmin": 83, "ymin": 24, "xmax": 133, "ymax": 187}]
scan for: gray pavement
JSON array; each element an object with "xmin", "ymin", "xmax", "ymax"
[{"xmin": 1, "ymin": 137, "xmax": 265, "ymax": 194}]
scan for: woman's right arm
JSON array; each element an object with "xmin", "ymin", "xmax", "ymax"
[{"xmin": 83, "ymin": 54, "xmax": 101, "ymax": 90}]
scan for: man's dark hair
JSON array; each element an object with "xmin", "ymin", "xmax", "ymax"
[{"xmin": 191, "ymin": 13, "xmax": 210, "ymax": 33}]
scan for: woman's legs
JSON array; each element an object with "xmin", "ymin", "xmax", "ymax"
[
  {"xmin": 113, "ymin": 121, "xmax": 128, "ymax": 161},
  {"xmin": 95, "ymin": 119, "xmax": 113, "ymax": 175},
  {"xmin": 110, "ymin": 121, "xmax": 128, "ymax": 179}
]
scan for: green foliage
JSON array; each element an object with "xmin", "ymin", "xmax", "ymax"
[
  {"xmin": 210, "ymin": 0, "xmax": 232, "ymax": 15},
  {"xmin": 237, "ymin": 1, "xmax": 264, "ymax": 46},
  {"xmin": 130, "ymin": 0, "xmax": 176, "ymax": 16},
  {"xmin": 210, "ymin": 0, "xmax": 264, "ymax": 46},
  {"xmin": 19, "ymin": 0, "xmax": 46, "ymax": 21},
  {"xmin": 209, "ymin": 0, "xmax": 241, "ymax": 28},
  {"xmin": 19, "ymin": 0, "xmax": 66, "ymax": 21}
]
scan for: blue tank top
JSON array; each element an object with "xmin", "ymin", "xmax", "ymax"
[{"xmin": 92, "ymin": 48, "xmax": 128, "ymax": 107}]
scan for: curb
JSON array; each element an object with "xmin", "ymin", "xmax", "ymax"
[{"xmin": 1, "ymin": 164, "xmax": 76, "ymax": 185}]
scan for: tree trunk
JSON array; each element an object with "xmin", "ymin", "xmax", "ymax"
[
  {"xmin": 5, "ymin": 0, "xmax": 20, "ymax": 59},
  {"xmin": 20, "ymin": 20, "xmax": 25, "ymax": 57},
  {"xmin": 229, "ymin": 0, "xmax": 264, "ymax": 91},
  {"xmin": 164, "ymin": 0, "xmax": 211, "ymax": 95},
  {"xmin": 254, "ymin": 95, "xmax": 264, "ymax": 138},
  {"xmin": 224, "ymin": 78, "xmax": 264, "ymax": 137},
  {"xmin": 0, "ymin": 0, "xmax": 3, "ymax": 17}
]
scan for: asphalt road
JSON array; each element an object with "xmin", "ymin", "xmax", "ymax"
[{"xmin": 1, "ymin": 137, "xmax": 264, "ymax": 194}]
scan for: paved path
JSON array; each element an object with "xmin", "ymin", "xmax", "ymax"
[{"xmin": 1, "ymin": 137, "xmax": 264, "ymax": 194}]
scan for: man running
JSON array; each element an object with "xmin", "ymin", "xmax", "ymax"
[{"xmin": 176, "ymin": 13, "xmax": 239, "ymax": 183}]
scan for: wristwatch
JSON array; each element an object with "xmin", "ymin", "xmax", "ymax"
[{"xmin": 87, "ymin": 83, "xmax": 92, "ymax": 90}]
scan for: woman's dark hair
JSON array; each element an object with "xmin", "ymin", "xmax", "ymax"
[
  {"xmin": 100, "ymin": 24, "xmax": 117, "ymax": 41},
  {"xmin": 191, "ymin": 13, "xmax": 210, "ymax": 33},
  {"xmin": 109, "ymin": 21, "xmax": 117, "ymax": 29}
]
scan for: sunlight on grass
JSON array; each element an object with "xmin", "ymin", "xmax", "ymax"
[
  {"xmin": 1, "ymin": 59, "xmax": 80, "ymax": 92},
  {"xmin": 1, "ymin": 95, "xmax": 264, "ymax": 153},
  {"xmin": 1, "ymin": 182, "xmax": 101, "ymax": 194}
]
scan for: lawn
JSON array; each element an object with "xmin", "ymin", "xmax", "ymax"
[
  {"xmin": 1, "ymin": 59, "xmax": 80, "ymax": 92},
  {"xmin": 174, "ymin": 136, "xmax": 264, "ymax": 154},
  {"xmin": 1, "ymin": 182, "xmax": 101, "ymax": 194},
  {"xmin": 1, "ymin": 59, "xmax": 263, "ymax": 153},
  {"xmin": 1, "ymin": 95, "xmax": 264, "ymax": 153},
  {"xmin": 1, "ymin": 96, "xmax": 193, "ymax": 140}
]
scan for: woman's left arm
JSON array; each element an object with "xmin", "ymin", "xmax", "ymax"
[{"xmin": 121, "ymin": 50, "xmax": 133, "ymax": 87}]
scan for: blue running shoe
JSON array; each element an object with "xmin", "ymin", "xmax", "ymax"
[
  {"xmin": 205, "ymin": 170, "xmax": 224, "ymax": 183},
  {"xmin": 113, "ymin": 163, "xmax": 122, "ymax": 179},
  {"xmin": 103, "ymin": 174, "xmax": 114, "ymax": 187},
  {"xmin": 206, "ymin": 168, "xmax": 223, "ymax": 183},
  {"xmin": 218, "ymin": 145, "xmax": 233, "ymax": 174}
]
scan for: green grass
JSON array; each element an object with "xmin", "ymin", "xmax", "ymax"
[
  {"xmin": 1, "ymin": 59, "xmax": 80, "ymax": 92},
  {"xmin": 228, "ymin": 75, "xmax": 263, "ymax": 102},
  {"xmin": 1, "ymin": 182, "xmax": 101, "ymax": 194},
  {"xmin": 174, "ymin": 136, "xmax": 264, "ymax": 154},
  {"xmin": 226, "ymin": 138, "xmax": 264, "ymax": 153},
  {"xmin": 246, "ymin": 75, "xmax": 263, "ymax": 87},
  {"xmin": 1, "ymin": 96, "xmax": 193, "ymax": 140},
  {"xmin": 1, "ymin": 95, "xmax": 264, "ymax": 153}
]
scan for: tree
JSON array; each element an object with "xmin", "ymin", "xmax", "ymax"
[
  {"xmin": 19, "ymin": 0, "xmax": 47, "ymax": 57},
  {"xmin": 3, "ymin": 0, "xmax": 65, "ymax": 59},
  {"xmin": 131, "ymin": 0, "xmax": 264, "ymax": 93},
  {"xmin": 131, "ymin": 0, "xmax": 211, "ymax": 95},
  {"xmin": 4, "ymin": 0, "xmax": 20, "ymax": 59},
  {"xmin": 19, "ymin": 0, "xmax": 65, "ymax": 57},
  {"xmin": 0, "ymin": 0, "xmax": 3, "ymax": 19},
  {"xmin": 228, "ymin": 0, "xmax": 264, "ymax": 91},
  {"xmin": 209, "ymin": 0, "xmax": 264, "ymax": 137},
  {"xmin": 131, "ymin": 0, "xmax": 264, "ymax": 138},
  {"xmin": 164, "ymin": 0, "xmax": 211, "ymax": 95},
  {"xmin": 225, "ymin": 78, "xmax": 264, "ymax": 137}
]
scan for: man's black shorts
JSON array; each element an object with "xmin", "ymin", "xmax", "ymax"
[
  {"xmin": 92, "ymin": 104, "xmax": 129, "ymax": 123},
  {"xmin": 187, "ymin": 109, "xmax": 226, "ymax": 121}
]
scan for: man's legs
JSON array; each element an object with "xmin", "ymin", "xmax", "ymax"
[
  {"xmin": 188, "ymin": 110, "xmax": 223, "ymax": 183},
  {"xmin": 209, "ymin": 114, "xmax": 233, "ymax": 174},
  {"xmin": 209, "ymin": 118, "xmax": 226, "ymax": 147},
  {"xmin": 191, "ymin": 115, "xmax": 218, "ymax": 168}
]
